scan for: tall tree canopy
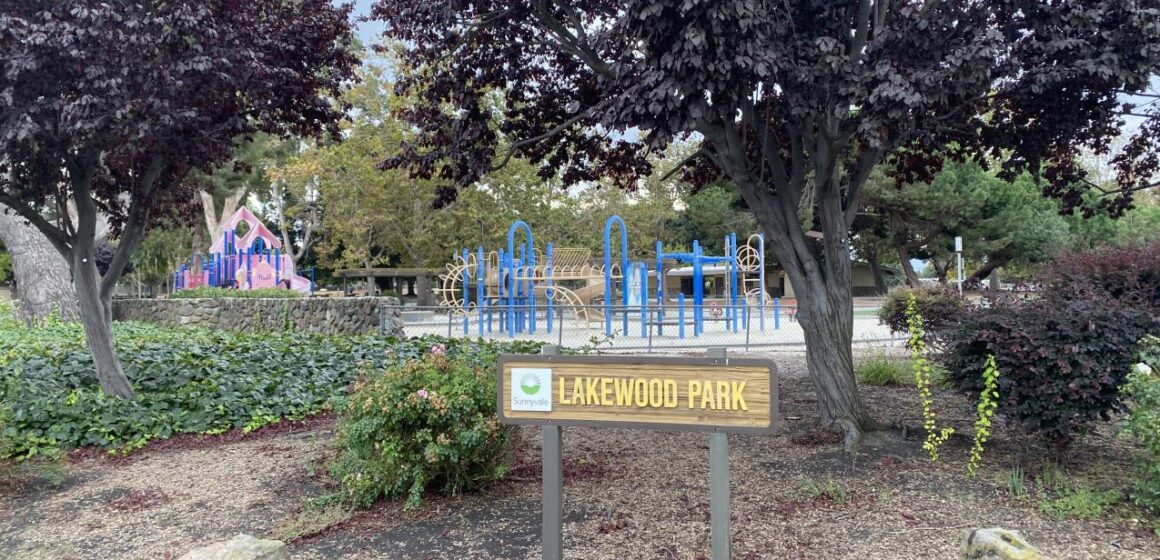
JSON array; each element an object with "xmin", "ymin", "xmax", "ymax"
[
  {"xmin": 372, "ymin": 0, "xmax": 1160, "ymax": 446},
  {"xmin": 0, "ymin": 0, "xmax": 357, "ymax": 397}
]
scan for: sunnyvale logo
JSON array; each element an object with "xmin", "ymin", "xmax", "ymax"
[
  {"xmin": 511, "ymin": 368, "xmax": 552, "ymax": 412},
  {"xmin": 520, "ymin": 373, "xmax": 542, "ymax": 396}
]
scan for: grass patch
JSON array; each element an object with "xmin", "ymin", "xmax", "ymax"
[
  {"xmin": 797, "ymin": 477, "xmax": 847, "ymax": 504},
  {"xmin": 855, "ymin": 353, "xmax": 949, "ymax": 387},
  {"xmin": 269, "ymin": 504, "xmax": 352, "ymax": 542},
  {"xmin": 1038, "ymin": 487, "xmax": 1123, "ymax": 520},
  {"xmin": 856, "ymin": 354, "xmax": 910, "ymax": 386}
]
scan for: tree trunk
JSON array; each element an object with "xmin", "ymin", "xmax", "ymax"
[
  {"xmin": 796, "ymin": 283, "xmax": 874, "ymax": 448},
  {"xmin": 200, "ymin": 189, "xmax": 243, "ymax": 251},
  {"xmin": 968, "ymin": 257, "xmax": 1008, "ymax": 285},
  {"xmin": 71, "ymin": 247, "xmax": 133, "ymax": 398},
  {"xmin": 895, "ymin": 245, "xmax": 920, "ymax": 287},
  {"xmin": 0, "ymin": 205, "xmax": 79, "ymax": 321},
  {"xmin": 866, "ymin": 251, "xmax": 887, "ymax": 294}
]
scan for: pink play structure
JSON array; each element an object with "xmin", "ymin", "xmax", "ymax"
[{"xmin": 173, "ymin": 207, "xmax": 313, "ymax": 294}]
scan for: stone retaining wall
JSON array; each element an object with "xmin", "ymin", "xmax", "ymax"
[{"xmin": 112, "ymin": 297, "xmax": 405, "ymax": 337}]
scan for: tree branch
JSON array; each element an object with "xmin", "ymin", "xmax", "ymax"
[
  {"xmin": 851, "ymin": 0, "xmax": 872, "ymax": 65},
  {"xmin": 99, "ymin": 153, "xmax": 167, "ymax": 299},
  {"xmin": 529, "ymin": 1, "xmax": 613, "ymax": 76},
  {"xmin": 490, "ymin": 108, "xmax": 592, "ymax": 171}
]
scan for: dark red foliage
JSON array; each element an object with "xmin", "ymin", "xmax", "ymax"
[
  {"xmin": 1038, "ymin": 241, "xmax": 1160, "ymax": 314},
  {"xmin": 371, "ymin": 0, "xmax": 1160, "ymax": 216},
  {"xmin": 943, "ymin": 297, "xmax": 1158, "ymax": 451},
  {"xmin": 943, "ymin": 243, "xmax": 1160, "ymax": 451},
  {"xmin": 0, "ymin": 0, "xmax": 358, "ymax": 242}
]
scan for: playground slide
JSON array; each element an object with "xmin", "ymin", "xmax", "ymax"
[
  {"xmin": 532, "ymin": 283, "xmax": 605, "ymax": 323},
  {"xmin": 288, "ymin": 275, "xmax": 313, "ymax": 295}
]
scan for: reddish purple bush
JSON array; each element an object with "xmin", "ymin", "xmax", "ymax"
[{"xmin": 941, "ymin": 241, "xmax": 1160, "ymax": 451}]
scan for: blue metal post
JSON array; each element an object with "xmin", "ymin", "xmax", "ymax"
[
  {"xmin": 462, "ymin": 248, "xmax": 470, "ymax": 335},
  {"xmin": 730, "ymin": 233, "xmax": 739, "ymax": 333},
  {"xmin": 546, "ymin": 243, "xmax": 554, "ymax": 335},
  {"xmin": 693, "ymin": 240, "xmax": 704, "ymax": 336},
  {"xmin": 499, "ymin": 248, "xmax": 508, "ymax": 335},
  {"xmin": 774, "ymin": 297, "xmax": 781, "ymax": 330},
  {"xmin": 655, "ymin": 240, "xmax": 664, "ymax": 336},
  {"xmin": 505, "ymin": 221, "xmax": 535, "ymax": 338},
  {"xmin": 516, "ymin": 245, "xmax": 525, "ymax": 334},
  {"xmin": 639, "ymin": 262, "xmax": 648, "ymax": 338},
  {"xmin": 477, "ymin": 246, "xmax": 485, "ymax": 337},
  {"xmin": 275, "ymin": 248, "xmax": 282, "ymax": 285},
  {"xmin": 678, "ymin": 293, "xmax": 685, "ymax": 339},
  {"xmin": 245, "ymin": 249, "xmax": 252, "ymax": 288},
  {"xmin": 603, "ymin": 216, "xmax": 628, "ymax": 337}
]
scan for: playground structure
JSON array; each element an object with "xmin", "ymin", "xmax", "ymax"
[
  {"xmin": 173, "ymin": 207, "xmax": 314, "ymax": 294},
  {"xmin": 435, "ymin": 215, "xmax": 784, "ymax": 339}
]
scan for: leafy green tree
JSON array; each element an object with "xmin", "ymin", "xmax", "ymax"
[
  {"xmin": 669, "ymin": 184, "xmax": 756, "ymax": 249},
  {"xmin": 865, "ymin": 162, "xmax": 1071, "ymax": 285},
  {"xmin": 130, "ymin": 228, "xmax": 195, "ymax": 296}
]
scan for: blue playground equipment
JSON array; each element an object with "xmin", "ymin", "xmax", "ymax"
[{"xmin": 435, "ymin": 215, "xmax": 777, "ymax": 339}]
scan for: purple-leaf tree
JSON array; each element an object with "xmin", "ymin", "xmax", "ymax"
[
  {"xmin": 372, "ymin": 0, "xmax": 1160, "ymax": 447},
  {"xmin": 0, "ymin": 1, "xmax": 357, "ymax": 397}
]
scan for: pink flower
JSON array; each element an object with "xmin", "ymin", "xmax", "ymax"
[
  {"xmin": 430, "ymin": 344, "xmax": 446, "ymax": 356},
  {"xmin": 417, "ymin": 389, "xmax": 429, "ymax": 399}
]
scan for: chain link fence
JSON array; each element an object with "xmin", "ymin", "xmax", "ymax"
[{"xmin": 390, "ymin": 302, "xmax": 901, "ymax": 353}]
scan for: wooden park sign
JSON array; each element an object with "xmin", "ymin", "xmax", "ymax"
[{"xmin": 498, "ymin": 348, "xmax": 778, "ymax": 560}]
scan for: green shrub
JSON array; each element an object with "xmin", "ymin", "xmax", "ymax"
[
  {"xmin": 330, "ymin": 348, "xmax": 512, "ymax": 509},
  {"xmin": 1123, "ymin": 335, "xmax": 1160, "ymax": 515},
  {"xmin": 942, "ymin": 298, "xmax": 1158, "ymax": 451},
  {"xmin": 0, "ymin": 305, "xmax": 542, "ymax": 458},
  {"xmin": 878, "ymin": 285, "xmax": 967, "ymax": 350},
  {"xmin": 1038, "ymin": 486, "xmax": 1123, "ymax": 520},
  {"xmin": 170, "ymin": 287, "xmax": 302, "ymax": 299}
]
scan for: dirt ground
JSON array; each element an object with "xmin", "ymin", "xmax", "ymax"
[{"xmin": 2, "ymin": 351, "xmax": 1158, "ymax": 560}]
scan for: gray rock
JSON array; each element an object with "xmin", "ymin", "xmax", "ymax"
[
  {"xmin": 179, "ymin": 534, "xmax": 288, "ymax": 560},
  {"xmin": 961, "ymin": 528, "xmax": 1048, "ymax": 559}
]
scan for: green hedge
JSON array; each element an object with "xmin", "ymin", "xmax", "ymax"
[
  {"xmin": 0, "ymin": 303, "xmax": 542, "ymax": 458},
  {"xmin": 170, "ymin": 287, "xmax": 302, "ymax": 299}
]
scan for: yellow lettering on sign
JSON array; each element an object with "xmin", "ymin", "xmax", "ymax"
[
  {"xmin": 614, "ymin": 378, "xmax": 633, "ymax": 406},
  {"xmin": 688, "ymin": 381, "xmax": 703, "ymax": 408},
  {"xmin": 663, "ymin": 380, "xmax": 678, "ymax": 408},
  {"xmin": 559, "ymin": 378, "xmax": 571, "ymax": 405},
  {"xmin": 648, "ymin": 379, "xmax": 663, "ymax": 408},
  {"xmin": 585, "ymin": 377, "xmax": 599, "ymax": 405},
  {"xmin": 571, "ymin": 377, "xmax": 584, "ymax": 405},
  {"xmin": 731, "ymin": 381, "xmax": 748, "ymax": 411},
  {"xmin": 717, "ymin": 381, "xmax": 730, "ymax": 410},
  {"xmin": 601, "ymin": 378, "xmax": 613, "ymax": 406},
  {"xmin": 633, "ymin": 379, "xmax": 648, "ymax": 407},
  {"xmin": 702, "ymin": 382, "xmax": 716, "ymax": 409}
]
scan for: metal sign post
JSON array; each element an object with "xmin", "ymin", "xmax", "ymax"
[
  {"xmin": 707, "ymin": 347, "xmax": 731, "ymax": 560},
  {"xmin": 955, "ymin": 236, "xmax": 964, "ymax": 295},
  {"xmin": 500, "ymin": 347, "xmax": 776, "ymax": 560},
  {"xmin": 540, "ymin": 345, "xmax": 564, "ymax": 560}
]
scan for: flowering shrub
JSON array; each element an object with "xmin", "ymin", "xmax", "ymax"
[
  {"xmin": 1123, "ymin": 336, "xmax": 1160, "ymax": 515},
  {"xmin": 330, "ymin": 347, "xmax": 515, "ymax": 509}
]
